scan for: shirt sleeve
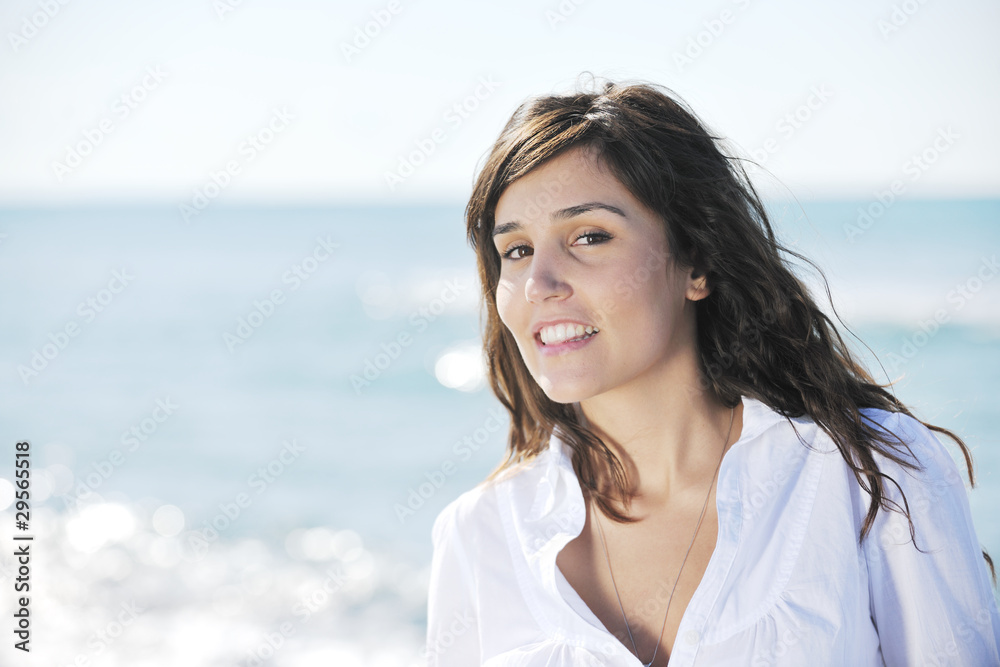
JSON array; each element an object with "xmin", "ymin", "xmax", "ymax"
[
  {"xmin": 425, "ymin": 498, "xmax": 481, "ymax": 667},
  {"xmin": 863, "ymin": 411, "xmax": 1000, "ymax": 666}
]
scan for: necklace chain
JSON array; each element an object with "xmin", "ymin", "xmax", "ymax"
[{"xmin": 591, "ymin": 406, "xmax": 735, "ymax": 667}]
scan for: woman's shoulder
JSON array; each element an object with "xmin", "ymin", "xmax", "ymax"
[
  {"xmin": 763, "ymin": 399, "xmax": 964, "ymax": 486},
  {"xmin": 745, "ymin": 401, "xmax": 968, "ymax": 512},
  {"xmin": 431, "ymin": 449, "xmax": 555, "ymax": 548},
  {"xmin": 430, "ymin": 479, "xmax": 493, "ymax": 548},
  {"xmin": 855, "ymin": 406, "xmax": 966, "ymax": 485}
]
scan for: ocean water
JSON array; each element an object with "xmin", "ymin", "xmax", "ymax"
[{"xmin": 0, "ymin": 199, "xmax": 997, "ymax": 665}]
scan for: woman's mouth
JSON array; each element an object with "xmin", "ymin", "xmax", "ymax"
[
  {"xmin": 537, "ymin": 324, "xmax": 599, "ymax": 346},
  {"xmin": 535, "ymin": 327, "xmax": 599, "ymax": 356}
]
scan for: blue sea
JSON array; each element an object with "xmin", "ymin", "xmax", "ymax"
[{"xmin": 0, "ymin": 199, "xmax": 997, "ymax": 665}]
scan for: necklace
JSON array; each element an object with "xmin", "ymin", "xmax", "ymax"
[{"xmin": 591, "ymin": 405, "xmax": 735, "ymax": 667}]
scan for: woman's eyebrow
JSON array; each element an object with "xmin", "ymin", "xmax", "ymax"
[{"xmin": 491, "ymin": 202, "xmax": 627, "ymax": 238}]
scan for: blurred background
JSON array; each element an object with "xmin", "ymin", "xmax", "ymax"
[{"xmin": 0, "ymin": 0, "xmax": 998, "ymax": 665}]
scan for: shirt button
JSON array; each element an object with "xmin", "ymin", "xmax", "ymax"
[{"xmin": 683, "ymin": 630, "xmax": 700, "ymax": 645}]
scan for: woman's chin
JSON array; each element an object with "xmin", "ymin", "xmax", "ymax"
[{"xmin": 537, "ymin": 376, "xmax": 597, "ymax": 405}]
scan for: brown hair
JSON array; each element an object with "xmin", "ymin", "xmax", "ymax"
[{"xmin": 463, "ymin": 74, "xmax": 994, "ymax": 584}]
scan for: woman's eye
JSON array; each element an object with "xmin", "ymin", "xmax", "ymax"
[
  {"xmin": 501, "ymin": 244, "xmax": 531, "ymax": 260},
  {"xmin": 577, "ymin": 231, "xmax": 612, "ymax": 247},
  {"xmin": 499, "ymin": 231, "xmax": 612, "ymax": 261}
]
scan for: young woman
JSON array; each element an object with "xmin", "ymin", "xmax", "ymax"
[{"xmin": 425, "ymin": 77, "xmax": 1000, "ymax": 666}]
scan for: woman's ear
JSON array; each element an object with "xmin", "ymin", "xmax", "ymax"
[{"xmin": 685, "ymin": 266, "xmax": 711, "ymax": 302}]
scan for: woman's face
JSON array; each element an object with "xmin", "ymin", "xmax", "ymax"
[{"xmin": 492, "ymin": 145, "xmax": 704, "ymax": 404}]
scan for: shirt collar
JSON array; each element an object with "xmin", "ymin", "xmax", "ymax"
[
  {"xmin": 518, "ymin": 394, "xmax": 791, "ymax": 556},
  {"xmin": 493, "ymin": 394, "xmax": 797, "ymax": 650}
]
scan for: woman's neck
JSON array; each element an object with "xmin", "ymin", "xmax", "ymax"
[{"xmin": 576, "ymin": 361, "xmax": 743, "ymax": 513}]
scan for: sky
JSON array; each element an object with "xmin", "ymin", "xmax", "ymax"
[{"xmin": 0, "ymin": 0, "xmax": 998, "ymax": 205}]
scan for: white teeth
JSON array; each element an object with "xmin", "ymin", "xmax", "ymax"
[{"xmin": 539, "ymin": 324, "xmax": 599, "ymax": 345}]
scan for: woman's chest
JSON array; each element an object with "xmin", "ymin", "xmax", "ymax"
[
  {"xmin": 555, "ymin": 504, "xmax": 720, "ymax": 667},
  {"xmin": 483, "ymin": 448, "xmax": 878, "ymax": 666}
]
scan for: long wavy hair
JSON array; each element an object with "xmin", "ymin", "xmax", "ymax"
[{"xmin": 463, "ymin": 75, "xmax": 995, "ymax": 585}]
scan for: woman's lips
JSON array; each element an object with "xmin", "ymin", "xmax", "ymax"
[{"xmin": 535, "ymin": 330, "xmax": 599, "ymax": 356}]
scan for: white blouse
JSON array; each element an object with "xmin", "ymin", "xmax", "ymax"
[{"xmin": 424, "ymin": 395, "xmax": 1000, "ymax": 666}]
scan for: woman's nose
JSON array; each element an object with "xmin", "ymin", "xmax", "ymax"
[{"xmin": 524, "ymin": 247, "xmax": 572, "ymax": 303}]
